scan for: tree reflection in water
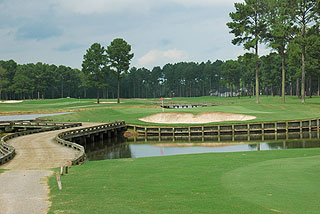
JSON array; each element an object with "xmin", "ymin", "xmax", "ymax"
[
  {"xmin": 79, "ymin": 131, "xmax": 320, "ymax": 161},
  {"xmin": 83, "ymin": 137, "xmax": 132, "ymax": 161}
]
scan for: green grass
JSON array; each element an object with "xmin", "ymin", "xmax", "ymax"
[
  {"xmin": 44, "ymin": 96, "xmax": 320, "ymax": 126},
  {"xmin": 49, "ymin": 148, "xmax": 320, "ymax": 214},
  {"xmin": 2, "ymin": 96, "xmax": 320, "ymax": 126}
]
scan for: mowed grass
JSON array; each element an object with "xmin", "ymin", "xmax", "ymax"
[
  {"xmin": 49, "ymin": 148, "xmax": 320, "ymax": 214},
  {"xmin": 2, "ymin": 96, "xmax": 320, "ymax": 125},
  {"xmin": 45, "ymin": 96, "xmax": 320, "ymax": 126}
]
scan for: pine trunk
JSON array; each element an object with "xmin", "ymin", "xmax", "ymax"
[
  {"xmin": 255, "ymin": 39, "xmax": 259, "ymax": 104},
  {"xmin": 318, "ymin": 76, "xmax": 320, "ymax": 96},
  {"xmin": 281, "ymin": 49, "xmax": 285, "ymax": 103},
  {"xmin": 301, "ymin": 24, "xmax": 306, "ymax": 103},
  {"xmin": 309, "ymin": 76, "xmax": 312, "ymax": 98},
  {"xmin": 117, "ymin": 75, "xmax": 120, "ymax": 103},
  {"xmin": 97, "ymin": 88, "xmax": 100, "ymax": 104}
]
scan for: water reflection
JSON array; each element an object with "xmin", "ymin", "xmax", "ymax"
[
  {"xmin": 84, "ymin": 138, "xmax": 132, "ymax": 161},
  {"xmin": 83, "ymin": 135, "xmax": 320, "ymax": 161},
  {"xmin": 0, "ymin": 112, "xmax": 71, "ymax": 121}
]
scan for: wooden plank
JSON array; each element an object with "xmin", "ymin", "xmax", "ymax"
[{"xmin": 56, "ymin": 172, "xmax": 62, "ymax": 190}]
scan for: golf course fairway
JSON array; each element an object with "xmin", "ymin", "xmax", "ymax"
[{"xmin": 48, "ymin": 148, "xmax": 320, "ymax": 214}]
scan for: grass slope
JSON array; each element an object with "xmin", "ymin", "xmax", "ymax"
[{"xmin": 49, "ymin": 149, "xmax": 320, "ymax": 214}]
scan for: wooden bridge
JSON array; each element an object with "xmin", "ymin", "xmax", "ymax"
[
  {"xmin": 127, "ymin": 118, "xmax": 320, "ymax": 141},
  {"xmin": 55, "ymin": 121, "xmax": 127, "ymax": 164},
  {"xmin": 0, "ymin": 120, "xmax": 126, "ymax": 166}
]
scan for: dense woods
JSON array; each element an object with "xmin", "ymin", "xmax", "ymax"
[{"xmin": 0, "ymin": 0, "xmax": 319, "ymax": 101}]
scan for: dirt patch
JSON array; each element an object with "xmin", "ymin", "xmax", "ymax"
[{"xmin": 139, "ymin": 112, "xmax": 256, "ymax": 124}]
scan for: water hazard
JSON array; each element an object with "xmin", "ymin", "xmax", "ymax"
[{"xmin": 83, "ymin": 132, "xmax": 320, "ymax": 161}]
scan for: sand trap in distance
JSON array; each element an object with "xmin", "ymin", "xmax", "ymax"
[
  {"xmin": 0, "ymin": 100, "xmax": 23, "ymax": 103},
  {"xmin": 139, "ymin": 112, "xmax": 256, "ymax": 124}
]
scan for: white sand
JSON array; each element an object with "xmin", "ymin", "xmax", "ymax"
[
  {"xmin": 0, "ymin": 100, "xmax": 23, "ymax": 103},
  {"xmin": 139, "ymin": 112, "xmax": 256, "ymax": 124}
]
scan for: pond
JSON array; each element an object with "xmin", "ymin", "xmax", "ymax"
[
  {"xmin": 0, "ymin": 112, "xmax": 71, "ymax": 121},
  {"xmin": 83, "ymin": 135, "xmax": 320, "ymax": 161}
]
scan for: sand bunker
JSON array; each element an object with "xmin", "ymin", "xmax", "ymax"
[
  {"xmin": 139, "ymin": 112, "xmax": 256, "ymax": 124},
  {"xmin": 0, "ymin": 100, "xmax": 23, "ymax": 103}
]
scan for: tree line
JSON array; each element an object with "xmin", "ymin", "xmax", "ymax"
[
  {"xmin": 1, "ymin": 46, "xmax": 319, "ymax": 101},
  {"xmin": 227, "ymin": 0, "xmax": 320, "ymax": 103},
  {"xmin": 0, "ymin": 0, "xmax": 319, "ymax": 102}
]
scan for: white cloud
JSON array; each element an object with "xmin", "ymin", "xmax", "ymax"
[
  {"xmin": 57, "ymin": 0, "xmax": 243, "ymax": 15},
  {"xmin": 57, "ymin": 0, "xmax": 152, "ymax": 15},
  {"xmin": 173, "ymin": 0, "xmax": 244, "ymax": 7},
  {"xmin": 137, "ymin": 49, "xmax": 189, "ymax": 69}
]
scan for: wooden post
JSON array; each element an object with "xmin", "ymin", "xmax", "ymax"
[
  {"xmin": 100, "ymin": 133, "xmax": 104, "ymax": 142},
  {"xmin": 201, "ymin": 126, "xmax": 204, "ymax": 137},
  {"xmin": 300, "ymin": 121, "xmax": 303, "ymax": 139},
  {"xmin": 218, "ymin": 125, "xmax": 221, "ymax": 142},
  {"xmin": 173, "ymin": 128, "xmax": 175, "ymax": 141},
  {"xmin": 60, "ymin": 166, "xmax": 64, "ymax": 176},
  {"xmin": 158, "ymin": 128, "xmax": 161, "ymax": 138},
  {"xmin": 232, "ymin": 125, "xmax": 235, "ymax": 142},
  {"xmin": 247, "ymin": 124, "xmax": 250, "ymax": 141},
  {"xmin": 145, "ymin": 127, "xmax": 147, "ymax": 138},
  {"xmin": 283, "ymin": 141, "xmax": 286, "ymax": 149},
  {"xmin": 262, "ymin": 123, "xmax": 265, "ymax": 141},
  {"xmin": 286, "ymin": 121, "xmax": 289, "ymax": 140},
  {"xmin": 309, "ymin": 120, "xmax": 312, "ymax": 133},
  {"xmin": 56, "ymin": 172, "xmax": 62, "ymax": 190}
]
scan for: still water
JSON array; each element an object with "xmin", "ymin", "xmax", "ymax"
[
  {"xmin": 84, "ymin": 137, "xmax": 320, "ymax": 161},
  {"xmin": 0, "ymin": 112, "xmax": 70, "ymax": 121}
]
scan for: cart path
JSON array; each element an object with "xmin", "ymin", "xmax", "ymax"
[
  {"xmin": 0, "ymin": 122, "xmax": 101, "ymax": 170},
  {"xmin": 0, "ymin": 170, "xmax": 52, "ymax": 214},
  {"xmin": 0, "ymin": 122, "xmax": 101, "ymax": 214}
]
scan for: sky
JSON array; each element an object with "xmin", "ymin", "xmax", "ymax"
[{"xmin": 0, "ymin": 0, "xmax": 269, "ymax": 70}]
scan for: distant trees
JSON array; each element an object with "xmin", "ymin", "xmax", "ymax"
[
  {"xmin": 106, "ymin": 38, "xmax": 134, "ymax": 103},
  {"xmin": 265, "ymin": 0, "xmax": 294, "ymax": 103},
  {"xmin": 227, "ymin": 0, "xmax": 267, "ymax": 104},
  {"xmin": 82, "ymin": 43, "xmax": 108, "ymax": 104},
  {"xmin": 291, "ymin": 0, "xmax": 319, "ymax": 103},
  {"xmin": 228, "ymin": 0, "xmax": 320, "ymax": 103}
]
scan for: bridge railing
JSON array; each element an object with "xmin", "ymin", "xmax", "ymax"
[
  {"xmin": 0, "ymin": 122, "xmax": 82, "ymax": 166},
  {"xmin": 55, "ymin": 121, "xmax": 126, "ymax": 165}
]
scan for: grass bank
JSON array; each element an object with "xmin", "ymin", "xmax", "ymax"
[{"xmin": 49, "ymin": 148, "xmax": 320, "ymax": 214}]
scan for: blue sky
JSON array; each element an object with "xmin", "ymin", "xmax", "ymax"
[{"xmin": 0, "ymin": 0, "xmax": 269, "ymax": 69}]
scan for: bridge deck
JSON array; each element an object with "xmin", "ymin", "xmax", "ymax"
[
  {"xmin": 0, "ymin": 122, "xmax": 101, "ymax": 170},
  {"xmin": 0, "ymin": 122, "xmax": 102, "ymax": 214}
]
